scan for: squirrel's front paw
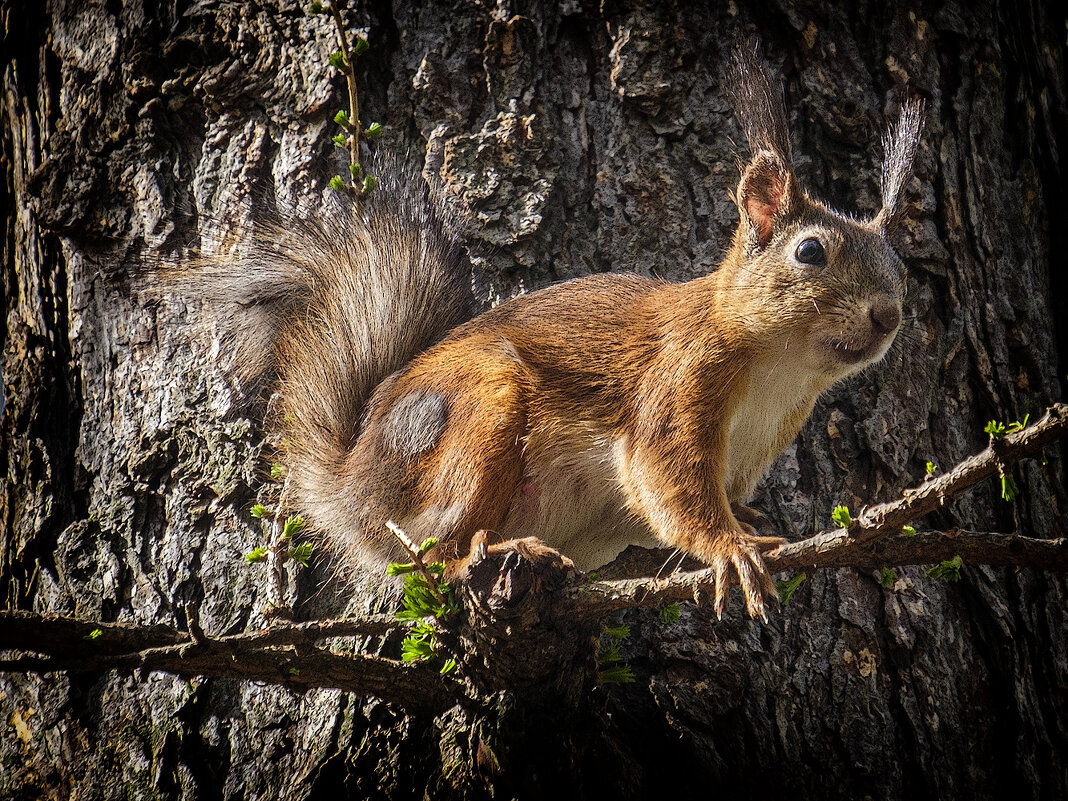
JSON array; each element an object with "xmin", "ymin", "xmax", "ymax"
[{"xmin": 708, "ymin": 533, "xmax": 779, "ymax": 623}]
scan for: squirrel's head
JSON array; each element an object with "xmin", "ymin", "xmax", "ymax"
[{"xmin": 721, "ymin": 43, "xmax": 923, "ymax": 382}]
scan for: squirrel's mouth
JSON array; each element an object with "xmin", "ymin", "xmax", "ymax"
[{"xmin": 822, "ymin": 335, "xmax": 892, "ymax": 368}]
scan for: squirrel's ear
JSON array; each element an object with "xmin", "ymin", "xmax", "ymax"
[
  {"xmin": 737, "ymin": 150, "xmax": 798, "ymax": 248},
  {"xmin": 873, "ymin": 99, "xmax": 924, "ymax": 234}
]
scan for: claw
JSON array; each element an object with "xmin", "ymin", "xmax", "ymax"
[{"xmin": 714, "ymin": 559, "xmax": 729, "ymax": 619}]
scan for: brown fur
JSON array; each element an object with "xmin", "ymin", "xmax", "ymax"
[{"xmin": 179, "ymin": 54, "xmax": 922, "ymax": 620}]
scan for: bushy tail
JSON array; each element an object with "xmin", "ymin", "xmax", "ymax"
[{"xmin": 171, "ymin": 154, "xmax": 473, "ymax": 539}]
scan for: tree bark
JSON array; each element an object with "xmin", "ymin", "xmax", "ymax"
[{"xmin": 2, "ymin": 0, "xmax": 1066, "ymax": 799}]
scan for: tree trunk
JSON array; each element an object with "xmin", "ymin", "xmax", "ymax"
[{"xmin": 2, "ymin": 0, "xmax": 1065, "ymax": 798}]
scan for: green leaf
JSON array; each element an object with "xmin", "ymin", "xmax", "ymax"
[
  {"xmin": 440, "ymin": 658, "xmax": 457, "ymax": 675},
  {"xmin": 901, "ymin": 525, "xmax": 917, "ymax": 537},
  {"xmin": 925, "ymin": 461, "xmax": 938, "ymax": 476},
  {"xmin": 308, "ymin": 1, "xmax": 323, "ymax": 14},
  {"xmin": 288, "ymin": 667, "xmax": 300, "ymax": 677},
  {"xmin": 331, "ymin": 133, "xmax": 347, "ymax": 147},
  {"xmin": 289, "ymin": 541, "xmax": 314, "ymax": 568},
  {"xmin": 831, "ymin": 505, "xmax": 852, "ymax": 528},
  {"xmin": 328, "ymin": 175, "xmax": 346, "ymax": 192},
  {"xmin": 282, "ymin": 515, "xmax": 305, "ymax": 540},
  {"xmin": 352, "ymin": 36, "xmax": 370, "ymax": 56},
  {"xmin": 1001, "ymin": 473, "xmax": 1019, "ymax": 501},
  {"xmin": 879, "ymin": 567, "xmax": 897, "ymax": 588},
  {"xmin": 602, "ymin": 624, "xmax": 630, "ymax": 640},
  {"xmin": 776, "ymin": 572, "xmax": 806, "ymax": 606},
  {"xmin": 984, "ymin": 420, "xmax": 1006, "ymax": 439},
  {"xmin": 418, "ymin": 537, "xmax": 438, "ymax": 556},
  {"xmin": 363, "ymin": 121, "xmax": 383, "ymax": 139},
  {"xmin": 658, "ymin": 603, "xmax": 681, "ymax": 624},
  {"xmin": 597, "ymin": 665, "xmax": 636, "ymax": 685},
  {"xmin": 270, "ymin": 463, "xmax": 284, "ymax": 480},
  {"xmin": 333, "ymin": 109, "xmax": 351, "ymax": 127},
  {"xmin": 328, "ymin": 50, "xmax": 346, "ymax": 71},
  {"xmin": 86, "ymin": 628, "xmax": 103, "ymax": 641},
  {"xmin": 926, "ymin": 555, "xmax": 963, "ymax": 583},
  {"xmin": 401, "ymin": 632, "xmax": 436, "ymax": 663},
  {"xmin": 1007, "ymin": 413, "xmax": 1029, "ymax": 434},
  {"xmin": 598, "ymin": 641, "xmax": 621, "ymax": 664},
  {"xmin": 245, "ymin": 546, "xmax": 269, "ymax": 563},
  {"xmin": 250, "ymin": 504, "xmax": 268, "ymax": 519},
  {"xmin": 386, "ymin": 562, "xmax": 415, "ymax": 576},
  {"xmin": 349, "ymin": 162, "xmax": 361, "ymax": 177},
  {"xmin": 362, "ymin": 174, "xmax": 379, "ymax": 193}
]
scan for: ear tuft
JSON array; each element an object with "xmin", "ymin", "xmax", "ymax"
[
  {"xmin": 738, "ymin": 151, "xmax": 796, "ymax": 248},
  {"xmin": 874, "ymin": 99, "xmax": 924, "ymax": 233}
]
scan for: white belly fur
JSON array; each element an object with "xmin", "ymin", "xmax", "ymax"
[{"xmin": 497, "ymin": 428, "xmax": 654, "ymax": 571}]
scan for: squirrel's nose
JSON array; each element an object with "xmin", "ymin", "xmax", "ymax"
[{"xmin": 869, "ymin": 297, "xmax": 901, "ymax": 336}]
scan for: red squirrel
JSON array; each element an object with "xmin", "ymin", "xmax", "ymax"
[{"xmin": 185, "ymin": 47, "xmax": 922, "ymax": 621}]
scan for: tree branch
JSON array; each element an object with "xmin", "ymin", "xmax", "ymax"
[
  {"xmin": 569, "ymin": 529, "xmax": 1067, "ymax": 617},
  {"xmin": 0, "ymin": 610, "xmax": 455, "ymax": 713}
]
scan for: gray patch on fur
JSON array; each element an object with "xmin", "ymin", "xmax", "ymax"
[{"xmin": 382, "ymin": 390, "xmax": 448, "ymax": 458}]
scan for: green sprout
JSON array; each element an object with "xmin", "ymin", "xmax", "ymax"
[
  {"xmin": 598, "ymin": 665, "xmax": 636, "ymax": 685},
  {"xmin": 658, "ymin": 603, "xmax": 681, "ymax": 624},
  {"xmin": 86, "ymin": 628, "xmax": 103, "ymax": 641},
  {"xmin": 328, "ymin": 50, "xmax": 347, "ymax": 71},
  {"xmin": 879, "ymin": 568, "xmax": 897, "ymax": 588},
  {"xmin": 831, "ymin": 505, "xmax": 852, "ymax": 528},
  {"xmin": 282, "ymin": 515, "xmax": 305, "ymax": 540},
  {"xmin": 250, "ymin": 504, "xmax": 268, "ymax": 519},
  {"xmin": 245, "ymin": 546, "xmax": 269, "ymax": 564},
  {"xmin": 269, "ymin": 463, "xmax": 284, "ymax": 480},
  {"xmin": 1001, "ymin": 473, "xmax": 1019, "ymax": 502},
  {"xmin": 925, "ymin": 461, "xmax": 938, "ymax": 476},
  {"xmin": 391, "ymin": 537, "xmax": 459, "ymax": 673},
  {"xmin": 902, "ymin": 525, "xmax": 917, "ymax": 537},
  {"xmin": 289, "ymin": 541, "xmax": 314, "ymax": 568},
  {"xmin": 597, "ymin": 623, "xmax": 635, "ymax": 685},
  {"xmin": 926, "ymin": 555, "xmax": 963, "ymax": 583},
  {"xmin": 776, "ymin": 572, "xmax": 806, "ymax": 606},
  {"xmin": 987, "ymin": 414, "xmax": 1029, "ymax": 439}
]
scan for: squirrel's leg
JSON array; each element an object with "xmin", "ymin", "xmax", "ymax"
[
  {"xmin": 361, "ymin": 335, "xmax": 566, "ymax": 575},
  {"xmin": 617, "ymin": 431, "xmax": 779, "ymax": 621}
]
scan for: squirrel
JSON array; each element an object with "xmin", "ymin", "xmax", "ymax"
[{"xmin": 180, "ymin": 46, "xmax": 922, "ymax": 621}]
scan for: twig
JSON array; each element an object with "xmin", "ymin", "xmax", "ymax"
[
  {"xmin": 847, "ymin": 402, "xmax": 1067, "ymax": 542},
  {"xmin": 325, "ymin": 0, "xmax": 362, "ymax": 186},
  {"xmin": 385, "ymin": 520, "xmax": 448, "ymax": 607},
  {"xmin": 184, "ymin": 600, "xmax": 206, "ymax": 643},
  {"xmin": 266, "ymin": 477, "xmax": 294, "ymax": 619}
]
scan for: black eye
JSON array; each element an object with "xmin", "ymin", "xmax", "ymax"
[{"xmin": 795, "ymin": 238, "xmax": 826, "ymax": 265}]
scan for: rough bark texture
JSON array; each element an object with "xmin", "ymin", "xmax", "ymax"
[{"xmin": 2, "ymin": 0, "xmax": 1066, "ymax": 798}]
